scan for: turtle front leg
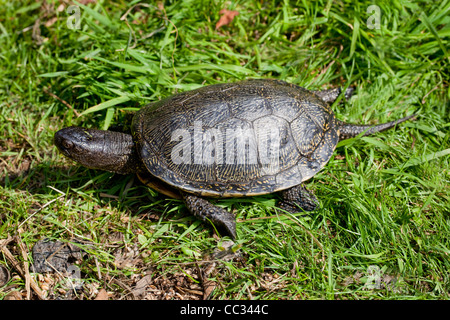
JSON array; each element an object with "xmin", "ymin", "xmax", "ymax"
[
  {"xmin": 182, "ymin": 193, "xmax": 237, "ymax": 239},
  {"xmin": 278, "ymin": 184, "xmax": 318, "ymax": 213}
]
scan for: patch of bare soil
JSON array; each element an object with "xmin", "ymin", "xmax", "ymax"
[{"xmin": 0, "ymin": 236, "xmax": 243, "ymax": 300}]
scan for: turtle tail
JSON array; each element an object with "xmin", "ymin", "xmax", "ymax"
[{"xmin": 337, "ymin": 114, "xmax": 416, "ymax": 141}]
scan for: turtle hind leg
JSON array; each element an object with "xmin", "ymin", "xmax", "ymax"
[
  {"xmin": 313, "ymin": 87, "xmax": 355, "ymax": 104},
  {"xmin": 182, "ymin": 193, "xmax": 236, "ymax": 239},
  {"xmin": 278, "ymin": 184, "xmax": 318, "ymax": 213}
]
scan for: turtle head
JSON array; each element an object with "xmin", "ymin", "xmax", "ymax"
[{"xmin": 55, "ymin": 126, "xmax": 144, "ymax": 174}]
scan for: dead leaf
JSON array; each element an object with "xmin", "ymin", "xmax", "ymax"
[
  {"xmin": 202, "ymin": 280, "xmax": 216, "ymax": 300},
  {"xmin": 215, "ymin": 9, "xmax": 239, "ymax": 30},
  {"xmin": 0, "ymin": 265, "xmax": 10, "ymax": 287},
  {"xmin": 4, "ymin": 291, "xmax": 22, "ymax": 300},
  {"xmin": 132, "ymin": 274, "xmax": 152, "ymax": 298},
  {"xmin": 57, "ymin": 4, "xmax": 65, "ymax": 12},
  {"xmin": 94, "ymin": 288, "xmax": 109, "ymax": 300},
  {"xmin": 32, "ymin": 19, "xmax": 44, "ymax": 45},
  {"xmin": 45, "ymin": 17, "xmax": 58, "ymax": 28},
  {"xmin": 113, "ymin": 245, "xmax": 142, "ymax": 269}
]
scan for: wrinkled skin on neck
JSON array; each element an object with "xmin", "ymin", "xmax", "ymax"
[{"xmin": 54, "ymin": 126, "xmax": 145, "ymax": 174}]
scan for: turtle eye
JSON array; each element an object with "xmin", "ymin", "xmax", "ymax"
[{"xmin": 62, "ymin": 140, "xmax": 74, "ymax": 150}]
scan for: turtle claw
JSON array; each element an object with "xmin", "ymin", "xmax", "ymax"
[
  {"xmin": 183, "ymin": 193, "xmax": 236, "ymax": 239},
  {"xmin": 220, "ymin": 219, "xmax": 237, "ymax": 240}
]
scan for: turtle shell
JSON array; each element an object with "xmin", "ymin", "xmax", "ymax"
[{"xmin": 132, "ymin": 79, "xmax": 339, "ymax": 197}]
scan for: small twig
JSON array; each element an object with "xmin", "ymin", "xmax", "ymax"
[
  {"xmin": 18, "ymin": 191, "xmax": 65, "ymax": 229},
  {"xmin": 0, "ymin": 237, "xmax": 46, "ymax": 300},
  {"xmin": 47, "ymin": 185, "xmax": 66, "ymax": 196},
  {"xmin": 43, "ymin": 87, "xmax": 81, "ymax": 117},
  {"xmin": 139, "ymin": 26, "xmax": 165, "ymax": 40},
  {"xmin": 107, "ymin": 276, "xmax": 137, "ymax": 300},
  {"xmin": 94, "ymin": 256, "xmax": 102, "ymax": 280},
  {"xmin": 0, "ymin": 236, "xmax": 14, "ymax": 253},
  {"xmin": 16, "ymin": 235, "xmax": 31, "ymax": 300},
  {"xmin": 422, "ymin": 81, "xmax": 442, "ymax": 104},
  {"xmin": 118, "ymin": 3, "xmax": 153, "ymax": 51}
]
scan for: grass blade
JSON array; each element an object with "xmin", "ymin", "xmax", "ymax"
[{"xmin": 80, "ymin": 96, "xmax": 131, "ymax": 116}]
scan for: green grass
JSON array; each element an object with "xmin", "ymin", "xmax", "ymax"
[{"xmin": 0, "ymin": 0, "xmax": 449, "ymax": 300}]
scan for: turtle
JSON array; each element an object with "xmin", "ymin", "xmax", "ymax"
[{"xmin": 54, "ymin": 79, "xmax": 415, "ymax": 239}]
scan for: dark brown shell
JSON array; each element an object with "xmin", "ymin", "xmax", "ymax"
[{"xmin": 132, "ymin": 79, "xmax": 338, "ymax": 197}]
